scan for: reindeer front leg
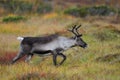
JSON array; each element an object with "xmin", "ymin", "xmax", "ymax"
[
  {"xmin": 58, "ymin": 53, "xmax": 66, "ymax": 65},
  {"xmin": 52, "ymin": 51, "xmax": 58, "ymax": 66},
  {"xmin": 53, "ymin": 54, "xmax": 58, "ymax": 66},
  {"xmin": 52, "ymin": 50, "xmax": 66, "ymax": 66}
]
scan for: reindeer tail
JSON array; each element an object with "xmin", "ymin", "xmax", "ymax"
[{"xmin": 17, "ymin": 37, "xmax": 24, "ymax": 41}]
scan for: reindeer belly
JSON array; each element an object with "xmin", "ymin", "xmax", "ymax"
[
  {"xmin": 33, "ymin": 50, "xmax": 52, "ymax": 54},
  {"xmin": 32, "ymin": 50, "xmax": 52, "ymax": 56}
]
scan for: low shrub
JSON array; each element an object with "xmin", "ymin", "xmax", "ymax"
[
  {"xmin": 118, "ymin": 9, "xmax": 120, "ymax": 14},
  {"xmin": 0, "ymin": 51, "xmax": 27, "ymax": 65},
  {"xmin": 79, "ymin": 7, "xmax": 89, "ymax": 17},
  {"xmin": 2, "ymin": 15, "xmax": 26, "ymax": 22},
  {"xmin": 96, "ymin": 53, "xmax": 120, "ymax": 63},
  {"xmin": 0, "ymin": 1, "xmax": 33, "ymax": 14},
  {"xmin": 37, "ymin": 3, "xmax": 52, "ymax": 13},
  {"xmin": 64, "ymin": 5, "xmax": 116, "ymax": 17},
  {"xmin": 0, "ymin": 1, "xmax": 53, "ymax": 14},
  {"xmin": 0, "ymin": 51, "xmax": 17, "ymax": 65},
  {"xmin": 93, "ymin": 29, "xmax": 119, "ymax": 41},
  {"xmin": 64, "ymin": 7, "xmax": 88, "ymax": 17},
  {"xmin": 17, "ymin": 2, "xmax": 33, "ymax": 13},
  {"xmin": 88, "ymin": 5, "xmax": 116, "ymax": 16}
]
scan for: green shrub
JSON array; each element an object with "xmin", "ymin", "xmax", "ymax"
[
  {"xmin": 64, "ymin": 5, "xmax": 116, "ymax": 17},
  {"xmin": 2, "ymin": 16, "xmax": 26, "ymax": 22},
  {"xmin": 0, "ymin": 1, "xmax": 33, "ymax": 14},
  {"xmin": 64, "ymin": 7, "xmax": 88, "ymax": 17},
  {"xmin": 0, "ymin": 1, "xmax": 52, "ymax": 14},
  {"xmin": 17, "ymin": 2, "xmax": 33, "ymax": 13},
  {"xmin": 118, "ymin": 9, "xmax": 120, "ymax": 14},
  {"xmin": 64, "ymin": 7, "xmax": 80, "ymax": 17},
  {"xmin": 79, "ymin": 7, "xmax": 89, "ymax": 17},
  {"xmin": 88, "ymin": 5, "xmax": 116, "ymax": 16},
  {"xmin": 37, "ymin": 3, "xmax": 52, "ymax": 13}
]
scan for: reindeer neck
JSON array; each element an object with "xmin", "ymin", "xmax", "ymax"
[{"xmin": 58, "ymin": 36, "xmax": 76, "ymax": 50}]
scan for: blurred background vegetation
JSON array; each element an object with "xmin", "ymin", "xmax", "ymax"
[
  {"xmin": 0, "ymin": 0, "xmax": 120, "ymax": 22},
  {"xmin": 0, "ymin": 0, "xmax": 119, "ymax": 15}
]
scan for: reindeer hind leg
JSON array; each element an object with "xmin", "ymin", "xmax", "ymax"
[
  {"xmin": 11, "ymin": 51, "xmax": 25, "ymax": 64},
  {"xmin": 25, "ymin": 54, "xmax": 33, "ymax": 63}
]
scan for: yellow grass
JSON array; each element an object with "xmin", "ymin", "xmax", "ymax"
[{"xmin": 0, "ymin": 13, "xmax": 120, "ymax": 80}]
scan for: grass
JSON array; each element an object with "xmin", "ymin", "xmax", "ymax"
[{"xmin": 0, "ymin": 13, "xmax": 120, "ymax": 80}]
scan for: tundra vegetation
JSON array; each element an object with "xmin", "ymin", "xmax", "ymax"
[{"xmin": 0, "ymin": 0, "xmax": 120, "ymax": 80}]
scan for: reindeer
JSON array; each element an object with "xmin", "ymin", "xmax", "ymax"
[{"xmin": 11, "ymin": 25, "xmax": 87, "ymax": 66}]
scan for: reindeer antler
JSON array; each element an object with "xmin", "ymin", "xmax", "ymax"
[
  {"xmin": 68, "ymin": 24, "xmax": 82, "ymax": 36},
  {"xmin": 68, "ymin": 25, "xmax": 78, "ymax": 36},
  {"xmin": 75, "ymin": 25, "xmax": 81, "ymax": 35}
]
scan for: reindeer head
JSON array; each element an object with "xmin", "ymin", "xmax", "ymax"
[{"xmin": 68, "ymin": 25, "xmax": 87, "ymax": 48}]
